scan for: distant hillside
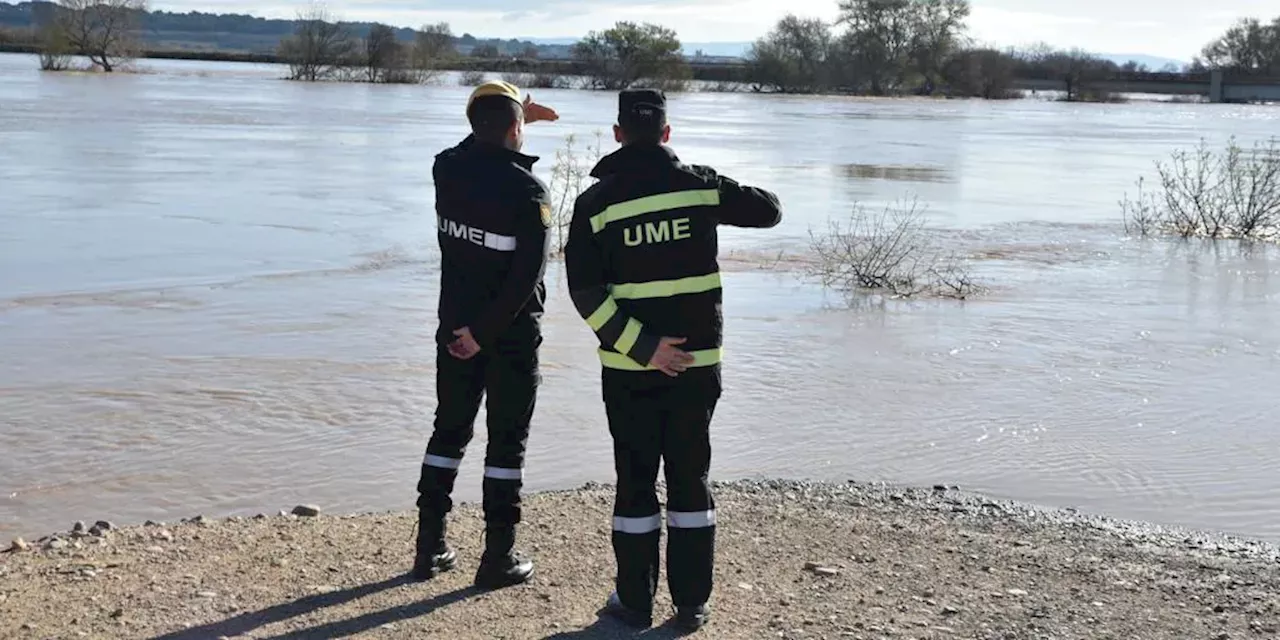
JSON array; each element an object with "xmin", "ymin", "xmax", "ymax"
[{"xmin": 0, "ymin": 1, "xmax": 573, "ymax": 57}]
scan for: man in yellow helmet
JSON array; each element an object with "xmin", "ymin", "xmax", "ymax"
[
  {"xmin": 565, "ymin": 88, "xmax": 781, "ymax": 630},
  {"xmin": 413, "ymin": 80, "xmax": 558, "ymax": 589}
]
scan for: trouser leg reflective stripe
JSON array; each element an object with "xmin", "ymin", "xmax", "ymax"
[
  {"xmin": 604, "ymin": 381, "xmax": 663, "ymax": 614},
  {"xmin": 481, "ymin": 349, "xmax": 539, "ymax": 527},
  {"xmin": 663, "ymin": 392, "xmax": 719, "ymax": 608},
  {"xmin": 417, "ymin": 345, "xmax": 486, "ymax": 514}
]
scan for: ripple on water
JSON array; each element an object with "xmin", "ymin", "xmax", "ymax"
[{"xmin": 3, "ymin": 57, "xmax": 1280, "ymax": 541}]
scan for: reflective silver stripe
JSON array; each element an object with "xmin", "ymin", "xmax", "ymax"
[
  {"xmin": 423, "ymin": 454, "xmax": 461, "ymax": 469},
  {"xmin": 612, "ymin": 514, "xmax": 662, "ymax": 534},
  {"xmin": 667, "ymin": 510, "xmax": 716, "ymax": 528},
  {"xmin": 484, "ymin": 466, "xmax": 523, "ymax": 480},
  {"xmin": 438, "ymin": 215, "xmax": 517, "ymax": 252},
  {"xmin": 483, "ymin": 233, "xmax": 517, "ymax": 251}
]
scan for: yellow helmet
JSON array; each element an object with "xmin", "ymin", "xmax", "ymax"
[{"xmin": 466, "ymin": 80, "xmax": 521, "ymax": 114}]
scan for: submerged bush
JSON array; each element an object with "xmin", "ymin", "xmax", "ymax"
[
  {"xmin": 808, "ymin": 198, "xmax": 983, "ymax": 300},
  {"xmin": 547, "ymin": 131, "xmax": 605, "ymax": 255},
  {"xmin": 458, "ymin": 69, "xmax": 486, "ymax": 86},
  {"xmin": 1122, "ymin": 137, "xmax": 1280, "ymax": 241}
]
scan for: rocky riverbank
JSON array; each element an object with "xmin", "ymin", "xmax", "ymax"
[{"xmin": 2, "ymin": 479, "xmax": 1279, "ymax": 639}]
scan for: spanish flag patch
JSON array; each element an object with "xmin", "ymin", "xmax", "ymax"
[{"xmin": 540, "ymin": 203, "xmax": 552, "ymax": 227}]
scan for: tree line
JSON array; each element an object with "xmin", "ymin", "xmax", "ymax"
[{"xmin": 11, "ymin": 0, "xmax": 1280, "ymax": 101}]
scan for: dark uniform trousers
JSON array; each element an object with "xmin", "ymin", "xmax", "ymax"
[
  {"xmin": 605, "ymin": 372, "xmax": 719, "ymax": 611},
  {"xmin": 417, "ymin": 339, "xmax": 540, "ymax": 527}
]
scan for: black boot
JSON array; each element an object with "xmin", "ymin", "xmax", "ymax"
[
  {"xmin": 674, "ymin": 603, "xmax": 710, "ymax": 631},
  {"xmin": 411, "ymin": 510, "xmax": 456, "ymax": 581},
  {"xmin": 473, "ymin": 525, "xmax": 533, "ymax": 589}
]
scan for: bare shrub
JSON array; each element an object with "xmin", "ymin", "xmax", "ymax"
[
  {"xmin": 701, "ymin": 81, "xmax": 746, "ymax": 93},
  {"xmin": 547, "ymin": 131, "xmax": 605, "ymax": 255},
  {"xmin": 1121, "ymin": 137, "xmax": 1280, "ymax": 241},
  {"xmin": 808, "ymin": 198, "xmax": 983, "ymax": 300},
  {"xmin": 458, "ymin": 69, "xmax": 486, "ymax": 86},
  {"xmin": 500, "ymin": 71, "xmax": 530, "ymax": 85},
  {"xmin": 37, "ymin": 22, "xmax": 74, "ymax": 71}
]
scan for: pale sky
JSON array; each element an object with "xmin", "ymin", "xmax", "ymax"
[{"xmin": 165, "ymin": 0, "xmax": 1280, "ymax": 61}]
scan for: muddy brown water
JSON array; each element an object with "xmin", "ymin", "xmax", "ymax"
[{"xmin": 2, "ymin": 54, "xmax": 1279, "ymax": 542}]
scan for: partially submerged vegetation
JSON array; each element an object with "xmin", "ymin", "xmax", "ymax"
[
  {"xmin": 1122, "ymin": 137, "xmax": 1280, "ymax": 242},
  {"xmin": 808, "ymin": 198, "xmax": 984, "ymax": 300},
  {"xmin": 546, "ymin": 132, "xmax": 604, "ymax": 256},
  {"xmin": 14, "ymin": 0, "xmax": 1278, "ymax": 101}
]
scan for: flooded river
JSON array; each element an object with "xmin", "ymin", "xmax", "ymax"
[{"xmin": 2, "ymin": 54, "xmax": 1278, "ymax": 542}]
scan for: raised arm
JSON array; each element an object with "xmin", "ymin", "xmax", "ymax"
[{"xmin": 692, "ymin": 165, "xmax": 782, "ymax": 229}]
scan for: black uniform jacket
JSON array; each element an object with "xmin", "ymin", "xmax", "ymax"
[
  {"xmin": 564, "ymin": 143, "xmax": 782, "ymax": 390},
  {"xmin": 433, "ymin": 134, "xmax": 551, "ymax": 356}
]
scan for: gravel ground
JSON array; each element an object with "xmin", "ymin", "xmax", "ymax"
[{"xmin": 2, "ymin": 479, "xmax": 1279, "ymax": 640}]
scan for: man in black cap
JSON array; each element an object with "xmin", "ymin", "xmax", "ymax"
[
  {"xmin": 414, "ymin": 80, "xmax": 557, "ymax": 589},
  {"xmin": 564, "ymin": 88, "xmax": 782, "ymax": 631}
]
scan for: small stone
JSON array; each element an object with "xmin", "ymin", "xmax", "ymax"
[
  {"xmin": 253, "ymin": 514, "xmax": 267, "ymax": 520},
  {"xmin": 156, "ymin": 530, "xmax": 174, "ymax": 542},
  {"xmin": 197, "ymin": 591, "xmax": 217, "ymax": 598},
  {"xmin": 1006, "ymin": 589, "xmax": 1028, "ymax": 597},
  {"xmin": 8, "ymin": 538, "xmax": 29, "ymax": 552},
  {"xmin": 379, "ymin": 623, "xmax": 397, "ymax": 630},
  {"xmin": 1213, "ymin": 604, "xmax": 1226, "ymax": 613},
  {"xmin": 941, "ymin": 606, "xmax": 961, "ymax": 616},
  {"xmin": 814, "ymin": 567, "xmax": 839, "ymax": 576},
  {"xmin": 145, "ymin": 546, "xmax": 165, "ymax": 553},
  {"xmin": 94, "ymin": 520, "xmax": 115, "ymax": 531},
  {"xmin": 739, "ymin": 582, "xmax": 754, "ymax": 591},
  {"xmin": 932, "ymin": 484, "xmax": 947, "ymax": 492},
  {"xmin": 145, "ymin": 520, "xmax": 162, "ymax": 527},
  {"xmin": 20, "ymin": 623, "xmax": 35, "ymax": 630},
  {"xmin": 110, "ymin": 608, "xmax": 124, "ymax": 619},
  {"xmin": 292, "ymin": 505, "xmax": 321, "ymax": 517},
  {"xmin": 278, "ymin": 510, "xmax": 290, "ymax": 517},
  {"xmin": 46, "ymin": 539, "xmax": 69, "ymax": 550},
  {"xmin": 191, "ymin": 515, "xmax": 208, "ymax": 525},
  {"xmin": 72, "ymin": 521, "xmax": 87, "ymax": 533}
]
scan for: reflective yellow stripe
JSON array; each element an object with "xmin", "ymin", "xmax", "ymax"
[
  {"xmin": 598, "ymin": 347, "xmax": 723, "ymax": 371},
  {"xmin": 585, "ymin": 298, "xmax": 618, "ymax": 331},
  {"xmin": 590, "ymin": 189, "xmax": 720, "ymax": 233},
  {"xmin": 615, "ymin": 318, "xmax": 643, "ymax": 354},
  {"xmin": 609, "ymin": 272, "xmax": 721, "ymax": 300}
]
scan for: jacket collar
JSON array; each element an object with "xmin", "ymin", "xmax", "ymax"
[
  {"xmin": 589, "ymin": 143, "xmax": 680, "ymax": 179},
  {"xmin": 455, "ymin": 133, "xmax": 540, "ymax": 169}
]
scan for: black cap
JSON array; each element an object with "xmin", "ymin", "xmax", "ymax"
[{"xmin": 618, "ymin": 88, "xmax": 666, "ymax": 131}]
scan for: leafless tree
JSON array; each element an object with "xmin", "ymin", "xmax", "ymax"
[
  {"xmin": 411, "ymin": 22, "xmax": 456, "ymax": 83},
  {"xmin": 363, "ymin": 23, "xmax": 403, "ymax": 83},
  {"xmin": 55, "ymin": 0, "xmax": 146, "ymax": 72},
  {"xmin": 278, "ymin": 4, "xmax": 356, "ymax": 82},
  {"xmin": 1196, "ymin": 16, "xmax": 1280, "ymax": 75}
]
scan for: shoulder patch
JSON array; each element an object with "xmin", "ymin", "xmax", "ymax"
[{"xmin": 539, "ymin": 202, "xmax": 552, "ymax": 227}]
